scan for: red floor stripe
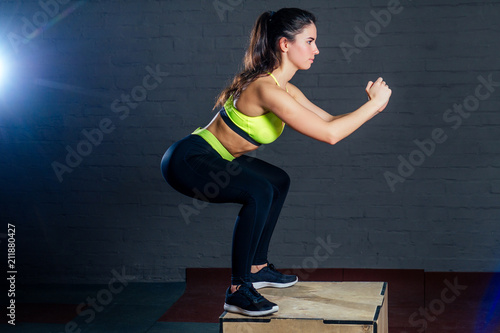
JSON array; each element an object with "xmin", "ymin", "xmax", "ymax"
[{"xmin": 157, "ymin": 268, "xmax": 500, "ymax": 332}]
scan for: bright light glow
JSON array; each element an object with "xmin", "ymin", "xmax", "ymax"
[
  {"xmin": 0, "ymin": 51, "xmax": 12, "ymax": 92},
  {"xmin": 0, "ymin": 56, "xmax": 4, "ymax": 86},
  {"xmin": 0, "ymin": 51, "xmax": 10, "ymax": 90}
]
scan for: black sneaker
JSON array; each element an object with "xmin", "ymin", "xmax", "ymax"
[
  {"xmin": 250, "ymin": 263, "xmax": 298, "ymax": 289},
  {"xmin": 223, "ymin": 283, "xmax": 278, "ymax": 316}
]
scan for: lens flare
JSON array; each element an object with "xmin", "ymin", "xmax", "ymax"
[
  {"xmin": 25, "ymin": 1, "xmax": 87, "ymax": 42},
  {"xmin": 475, "ymin": 273, "xmax": 500, "ymax": 332},
  {"xmin": 0, "ymin": 52, "xmax": 11, "ymax": 90},
  {"xmin": 0, "ymin": 57, "xmax": 4, "ymax": 86}
]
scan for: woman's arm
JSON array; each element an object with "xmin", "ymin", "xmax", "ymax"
[
  {"xmin": 259, "ymin": 77, "xmax": 391, "ymax": 145},
  {"xmin": 287, "ymin": 83, "xmax": 347, "ymax": 121}
]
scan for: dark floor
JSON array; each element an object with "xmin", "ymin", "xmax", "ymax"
[
  {"xmin": 1, "ymin": 269, "xmax": 500, "ymax": 332},
  {"xmin": 1, "ymin": 282, "xmax": 219, "ymax": 333}
]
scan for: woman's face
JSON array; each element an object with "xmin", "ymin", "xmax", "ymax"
[{"xmin": 286, "ymin": 23, "xmax": 320, "ymax": 70}]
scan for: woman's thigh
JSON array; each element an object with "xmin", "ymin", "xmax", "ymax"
[
  {"xmin": 234, "ymin": 155, "xmax": 290, "ymax": 194},
  {"xmin": 161, "ymin": 135, "xmax": 273, "ymax": 205}
]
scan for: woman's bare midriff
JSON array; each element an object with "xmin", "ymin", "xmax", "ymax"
[{"xmin": 205, "ymin": 113, "xmax": 259, "ymax": 158}]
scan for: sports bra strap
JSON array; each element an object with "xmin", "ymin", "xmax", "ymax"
[{"xmin": 267, "ymin": 72, "xmax": 289, "ymax": 93}]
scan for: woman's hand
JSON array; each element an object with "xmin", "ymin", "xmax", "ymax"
[{"xmin": 366, "ymin": 77, "xmax": 392, "ymax": 112}]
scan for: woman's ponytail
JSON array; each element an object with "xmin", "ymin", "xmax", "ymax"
[
  {"xmin": 214, "ymin": 8, "xmax": 316, "ymax": 109},
  {"xmin": 243, "ymin": 11, "xmax": 276, "ymax": 73}
]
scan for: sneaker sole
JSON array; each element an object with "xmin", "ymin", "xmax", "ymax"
[
  {"xmin": 223, "ymin": 303, "xmax": 279, "ymax": 317},
  {"xmin": 252, "ymin": 277, "xmax": 298, "ymax": 290}
]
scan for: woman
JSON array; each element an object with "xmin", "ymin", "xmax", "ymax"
[{"xmin": 161, "ymin": 8, "xmax": 391, "ymax": 317}]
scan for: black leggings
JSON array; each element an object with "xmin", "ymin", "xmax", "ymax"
[{"xmin": 161, "ymin": 134, "xmax": 290, "ymax": 286}]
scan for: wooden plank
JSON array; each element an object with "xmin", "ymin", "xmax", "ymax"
[
  {"xmin": 220, "ymin": 282, "xmax": 388, "ymax": 333},
  {"xmin": 222, "ymin": 319, "xmax": 376, "ymax": 333}
]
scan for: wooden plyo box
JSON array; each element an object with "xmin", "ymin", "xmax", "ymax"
[{"xmin": 220, "ymin": 281, "xmax": 388, "ymax": 333}]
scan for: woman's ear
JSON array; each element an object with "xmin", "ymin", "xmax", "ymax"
[{"xmin": 278, "ymin": 37, "xmax": 289, "ymax": 53}]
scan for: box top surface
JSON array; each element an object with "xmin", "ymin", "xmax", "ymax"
[{"xmin": 221, "ymin": 281, "xmax": 387, "ymax": 322}]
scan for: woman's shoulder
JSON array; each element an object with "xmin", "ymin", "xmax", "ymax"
[{"xmin": 242, "ymin": 75, "xmax": 281, "ymax": 98}]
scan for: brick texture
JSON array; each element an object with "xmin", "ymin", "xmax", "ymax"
[{"xmin": 0, "ymin": 0, "xmax": 499, "ymax": 283}]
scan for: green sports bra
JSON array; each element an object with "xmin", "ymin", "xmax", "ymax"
[
  {"xmin": 221, "ymin": 73, "xmax": 286, "ymax": 145},
  {"xmin": 193, "ymin": 73, "xmax": 286, "ymax": 161}
]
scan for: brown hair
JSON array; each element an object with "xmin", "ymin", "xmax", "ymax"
[{"xmin": 214, "ymin": 8, "xmax": 316, "ymax": 109}]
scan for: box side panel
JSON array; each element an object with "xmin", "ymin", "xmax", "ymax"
[
  {"xmin": 222, "ymin": 319, "xmax": 375, "ymax": 333},
  {"xmin": 375, "ymin": 285, "xmax": 389, "ymax": 333}
]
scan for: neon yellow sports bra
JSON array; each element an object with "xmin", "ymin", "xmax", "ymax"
[
  {"xmin": 193, "ymin": 73, "xmax": 286, "ymax": 161},
  {"xmin": 221, "ymin": 73, "xmax": 286, "ymax": 145}
]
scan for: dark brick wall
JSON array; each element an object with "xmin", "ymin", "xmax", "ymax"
[{"xmin": 0, "ymin": 0, "xmax": 499, "ymax": 283}]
